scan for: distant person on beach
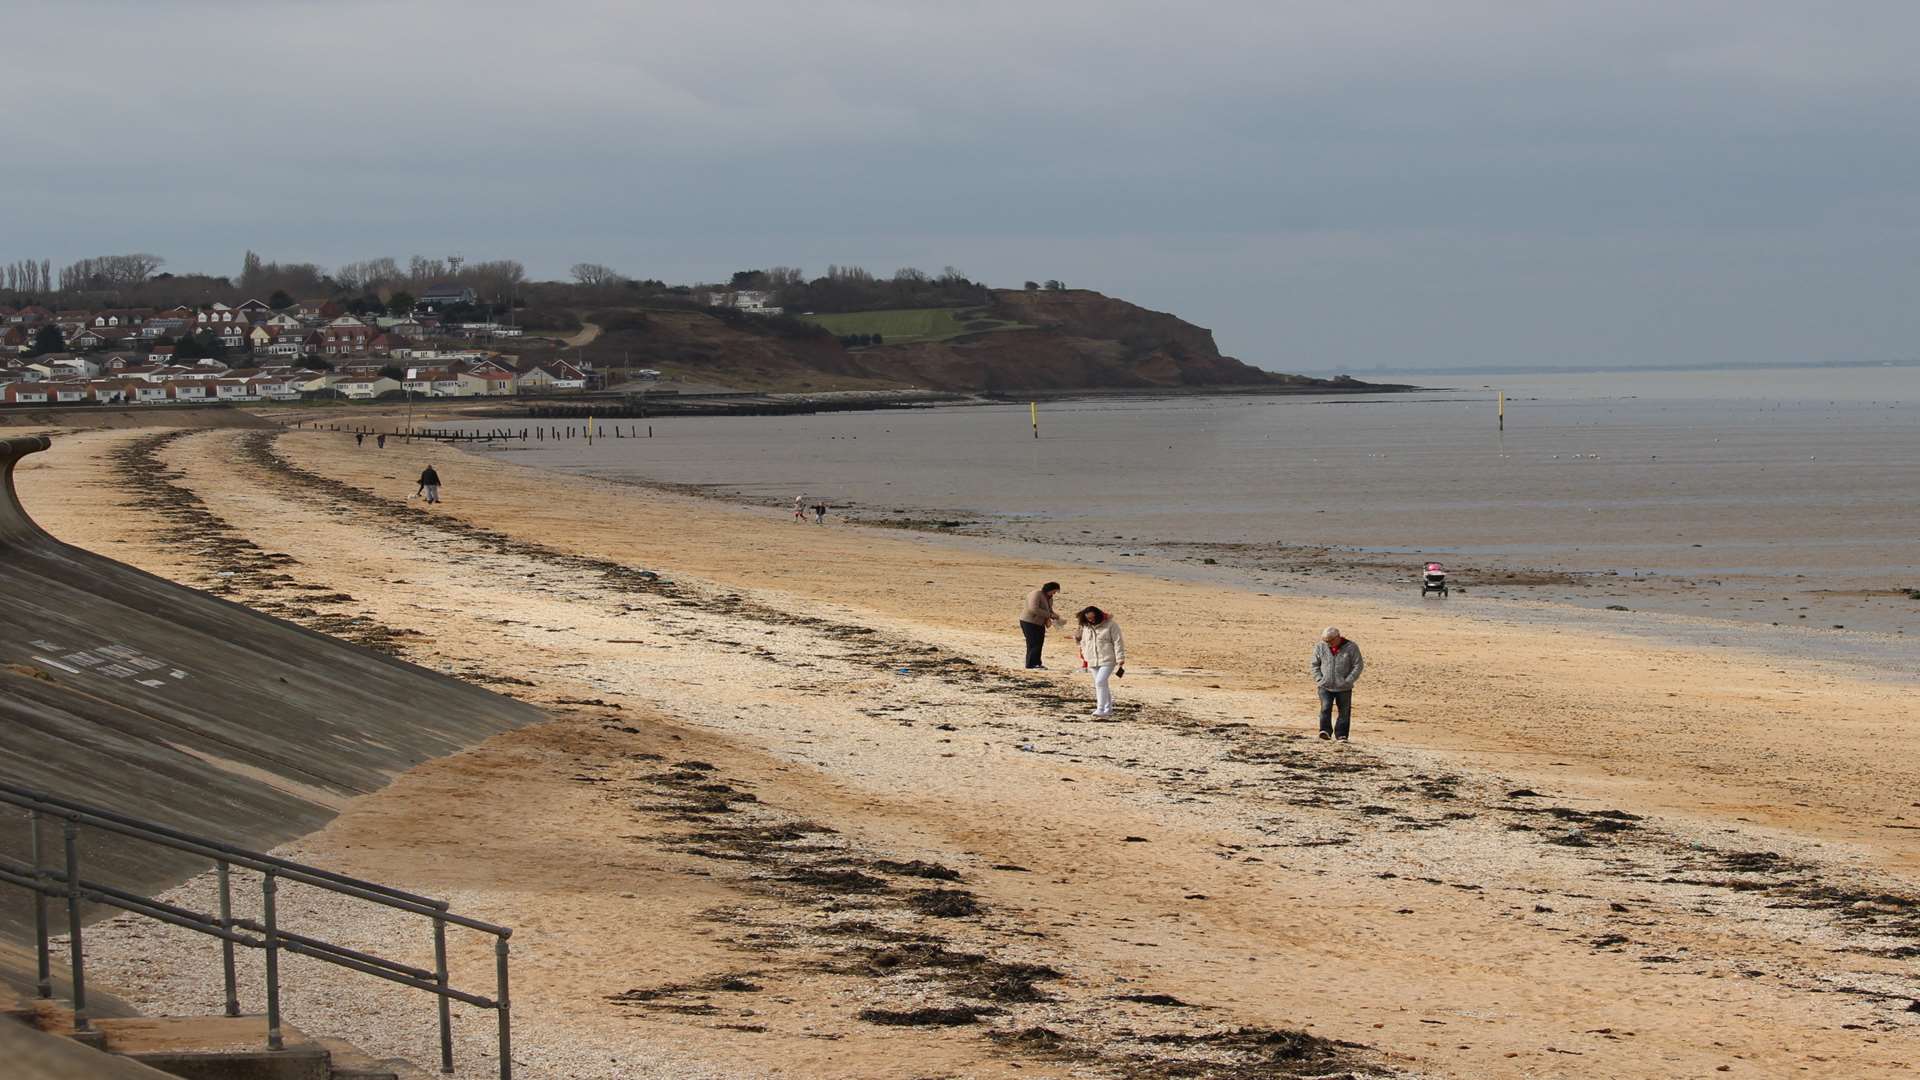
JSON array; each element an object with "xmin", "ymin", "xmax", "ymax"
[
  {"xmin": 812, "ymin": 502, "xmax": 828, "ymax": 525},
  {"xmin": 794, "ymin": 494, "xmax": 807, "ymax": 522},
  {"xmin": 417, "ymin": 465, "xmax": 442, "ymax": 505},
  {"xmin": 1311, "ymin": 626, "xmax": 1365, "ymax": 741},
  {"xmin": 1073, "ymin": 605, "xmax": 1126, "ymax": 717},
  {"xmin": 1019, "ymin": 582, "xmax": 1063, "ymax": 669},
  {"xmin": 377, "ymin": 434, "xmax": 386, "ymax": 449},
  {"xmin": 355, "ymin": 432, "xmax": 364, "ymax": 447}
]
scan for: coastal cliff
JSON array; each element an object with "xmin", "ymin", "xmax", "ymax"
[
  {"xmin": 876, "ymin": 288, "xmax": 1293, "ymax": 392},
  {"xmin": 553, "ymin": 289, "xmax": 1360, "ymax": 393}
]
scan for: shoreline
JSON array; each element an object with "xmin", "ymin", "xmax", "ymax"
[
  {"xmin": 16, "ymin": 422, "xmax": 1920, "ymax": 1079},
  {"xmin": 452, "ymin": 433, "xmax": 1920, "ymax": 679}
]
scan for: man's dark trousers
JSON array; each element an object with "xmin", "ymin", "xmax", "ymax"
[
  {"xmin": 1020, "ymin": 621, "xmax": 1046, "ymax": 668},
  {"xmin": 1318, "ymin": 689, "xmax": 1353, "ymax": 739}
]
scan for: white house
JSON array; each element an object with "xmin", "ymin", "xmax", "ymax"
[
  {"xmin": 213, "ymin": 379, "xmax": 260, "ymax": 402},
  {"xmin": 336, "ymin": 376, "xmax": 402, "ymax": 400},
  {"xmin": 1, "ymin": 382, "xmax": 50, "ymax": 404}
]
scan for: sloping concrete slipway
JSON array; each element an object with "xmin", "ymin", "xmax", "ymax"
[{"xmin": 0, "ymin": 435, "xmax": 541, "ymax": 947}]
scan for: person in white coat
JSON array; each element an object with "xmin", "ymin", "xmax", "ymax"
[{"xmin": 1073, "ymin": 606, "xmax": 1126, "ymax": 717}]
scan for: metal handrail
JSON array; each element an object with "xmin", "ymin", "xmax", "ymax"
[{"xmin": 0, "ymin": 784, "xmax": 513, "ymax": 1078}]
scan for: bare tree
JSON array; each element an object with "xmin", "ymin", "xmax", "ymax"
[{"xmin": 570, "ymin": 262, "xmax": 625, "ymax": 286}]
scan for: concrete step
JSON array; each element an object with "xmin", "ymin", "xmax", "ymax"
[
  {"xmin": 92, "ymin": 1015, "xmax": 330, "ymax": 1080},
  {"xmin": 314, "ymin": 1036, "xmax": 433, "ymax": 1080}
]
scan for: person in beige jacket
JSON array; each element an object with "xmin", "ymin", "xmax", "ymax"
[
  {"xmin": 1019, "ymin": 582, "xmax": 1063, "ymax": 669},
  {"xmin": 1073, "ymin": 606, "xmax": 1126, "ymax": 716}
]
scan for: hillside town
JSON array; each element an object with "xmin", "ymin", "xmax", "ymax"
[{"xmin": 0, "ymin": 291, "xmax": 595, "ymax": 405}]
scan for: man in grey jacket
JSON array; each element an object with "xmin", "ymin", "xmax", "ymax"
[{"xmin": 1311, "ymin": 626, "xmax": 1365, "ymax": 741}]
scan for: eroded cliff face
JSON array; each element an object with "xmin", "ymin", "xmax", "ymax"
[
  {"xmin": 565, "ymin": 289, "xmax": 1331, "ymax": 393},
  {"xmin": 878, "ymin": 289, "xmax": 1283, "ymax": 392}
]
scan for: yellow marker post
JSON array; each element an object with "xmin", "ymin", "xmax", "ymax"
[
  {"xmin": 587, "ymin": 415, "xmax": 594, "ymax": 445},
  {"xmin": 1498, "ymin": 391, "xmax": 1505, "ymax": 431},
  {"xmin": 1030, "ymin": 401, "xmax": 1039, "ymax": 439}
]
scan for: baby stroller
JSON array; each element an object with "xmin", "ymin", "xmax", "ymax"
[{"xmin": 1420, "ymin": 561, "xmax": 1448, "ymax": 597}]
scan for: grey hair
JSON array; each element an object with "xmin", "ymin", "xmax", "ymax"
[{"xmin": 1321, "ymin": 626, "xmax": 1341, "ymax": 640}]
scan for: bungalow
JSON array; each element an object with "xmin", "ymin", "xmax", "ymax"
[
  {"xmin": 215, "ymin": 324, "xmax": 248, "ymax": 350},
  {"xmin": 197, "ymin": 303, "xmax": 237, "ymax": 325},
  {"xmin": 539, "ymin": 359, "xmax": 589, "ymax": 390},
  {"xmin": 213, "ymin": 379, "xmax": 260, "ymax": 402},
  {"xmin": 336, "ymin": 376, "xmax": 402, "ymax": 400},
  {"xmin": 8, "ymin": 306, "xmax": 51, "ymax": 326},
  {"xmin": 89, "ymin": 380, "xmax": 136, "ymax": 404},
  {"xmin": 1, "ymin": 382, "xmax": 50, "ymax": 404},
  {"xmin": 1, "ymin": 327, "xmax": 27, "ymax": 353},
  {"xmin": 44, "ymin": 382, "xmax": 90, "ymax": 404},
  {"xmin": 457, "ymin": 370, "xmax": 516, "ymax": 396},
  {"xmin": 68, "ymin": 328, "xmax": 111, "ymax": 351},
  {"xmin": 263, "ymin": 312, "xmax": 305, "ymax": 333},
  {"xmin": 251, "ymin": 377, "xmax": 300, "ymax": 400},
  {"xmin": 235, "ymin": 298, "xmax": 272, "ymax": 317},
  {"xmin": 247, "ymin": 325, "xmax": 274, "ymax": 350},
  {"xmin": 130, "ymin": 383, "xmax": 171, "ymax": 404},
  {"xmin": 168, "ymin": 382, "xmax": 213, "ymax": 402}
]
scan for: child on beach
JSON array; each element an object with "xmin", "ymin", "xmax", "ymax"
[
  {"xmin": 1073, "ymin": 606, "xmax": 1125, "ymax": 717},
  {"xmin": 812, "ymin": 502, "xmax": 828, "ymax": 525},
  {"xmin": 794, "ymin": 494, "xmax": 807, "ymax": 522}
]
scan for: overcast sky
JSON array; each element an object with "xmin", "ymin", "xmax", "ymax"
[{"xmin": 9, "ymin": 2, "xmax": 1920, "ymax": 371}]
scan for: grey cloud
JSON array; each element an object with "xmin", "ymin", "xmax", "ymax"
[{"xmin": 8, "ymin": 1, "xmax": 1920, "ymax": 369}]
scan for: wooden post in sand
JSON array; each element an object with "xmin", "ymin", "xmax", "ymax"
[
  {"xmin": 1030, "ymin": 401, "xmax": 1039, "ymax": 440},
  {"xmin": 1498, "ymin": 391, "xmax": 1505, "ymax": 431}
]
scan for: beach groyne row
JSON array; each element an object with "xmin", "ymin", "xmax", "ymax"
[
  {"xmin": 292, "ymin": 421, "xmax": 652, "ymax": 442},
  {"xmin": 521, "ymin": 394, "xmax": 962, "ymax": 419}
]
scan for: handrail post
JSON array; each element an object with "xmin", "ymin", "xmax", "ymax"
[
  {"xmin": 495, "ymin": 935, "xmax": 512, "ymax": 1080},
  {"xmin": 262, "ymin": 870, "xmax": 283, "ymax": 1051},
  {"xmin": 30, "ymin": 810, "xmax": 51, "ymax": 999},
  {"xmin": 217, "ymin": 861, "xmax": 239, "ymax": 1017},
  {"xmin": 62, "ymin": 817, "xmax": 88, "ymax": 1031},
  {"xmin": 433, "ymin": 915, "xmax": 453, "ymax": 1074}
]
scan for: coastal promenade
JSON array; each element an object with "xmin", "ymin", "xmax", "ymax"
[{"xmin": 14, "ymin": 423, "xmax": 1917, "ymax": 1078}]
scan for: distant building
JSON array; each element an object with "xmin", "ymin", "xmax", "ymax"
[{"xmin": 418, "ymin": 283, "xmax": 477, "ymax": 307}]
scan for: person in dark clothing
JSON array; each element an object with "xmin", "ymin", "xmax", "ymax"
[
  {"xmin": 355, "ymin": 432, "xmax": 364, "ymax": 447},
  {"xmin": 417, "ymin": 465, "xmax": 442, "ymax": 505},
  {"xmin": 1019, "ymin": 582, "xmax": 1063, "ymax": 669},
  {"xmin": 376, "ymin": 434, "xmax": 386, "ymax": 449}
]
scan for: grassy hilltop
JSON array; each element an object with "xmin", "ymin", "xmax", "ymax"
[{"xmin": 513, "ymin": 287, "xmax": 1357, "ymax": 394}]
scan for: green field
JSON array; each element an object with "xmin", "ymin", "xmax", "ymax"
[{"xmin": 802, "ymin": 306, "xmax": 1031, "ymax": 344}]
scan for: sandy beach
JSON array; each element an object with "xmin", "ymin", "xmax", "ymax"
[{"xmin": 14, "ymin": 420, "xmax": 1919, "ymax": 1079}]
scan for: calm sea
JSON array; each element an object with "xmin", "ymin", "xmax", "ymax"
[{"xmin": 460, "ymin": 365, "xmax": 1920, "ymax": 638}]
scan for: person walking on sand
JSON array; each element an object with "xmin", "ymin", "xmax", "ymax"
[
  {"xmin": 1074, "ymin": 606, "xmax": 1125, "ymax": 717},
  {"xmin": 1311, "ymin": 626, "xmax": 1365, "ymax": 741},
  {"xmin": 377, "ymin": 433, "xmax": 386, "ymax": 449},
  {"xmin": 812, "ymin": 502, "xmax": 828, "ymax": 525},
  {"xmin": 794, "ymin": 493, "xmax": 807, "ymax": 522},
  {"xmin": 416, "ymin": 464, "xmax": 442, "ymax": 505},
  {"xmin": 355, "ymin": 432, "xmax": 364, "ymax": 447},
  {"xmin": 1019, "ymin": 582, "xmax": 1063, "ymax": 669}
]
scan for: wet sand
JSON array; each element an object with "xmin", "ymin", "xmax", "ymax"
[{"xmin": 15, "ymin": 424, "xmax": 1920, "ymax": 1079}]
